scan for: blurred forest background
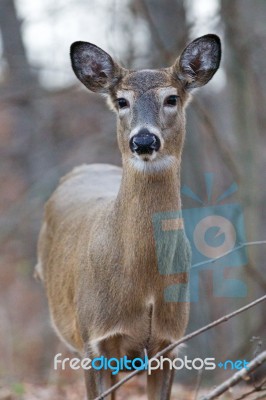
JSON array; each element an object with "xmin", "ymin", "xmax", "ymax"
[{"xmin": 0, "ymin": 0, "xmax": 265, "ymax": 399}]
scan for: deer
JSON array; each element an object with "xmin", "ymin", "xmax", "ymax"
[{"xmin": 35, "ymin": 34, "xmax": 221, "ymax": 399}]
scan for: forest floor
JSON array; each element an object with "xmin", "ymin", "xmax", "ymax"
[
  {"xmin": 0, "ymin": 381, "xmax": 198, "ymax": 400},
  {"xmin": 0, "ymin": 376, "xmax": 258, "ymax": 400}
]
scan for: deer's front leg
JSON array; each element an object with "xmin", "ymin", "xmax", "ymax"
[
  {"xmin": 147, "ymin": 353, "xmax": 175, "ymax": 400},
  {"xmin": 84, "ymin": 340, "xmax": 117, "ymax": 400},
  {"xmin": 84, "ymin": 368, "xmax": 116, "ymax": 400}
]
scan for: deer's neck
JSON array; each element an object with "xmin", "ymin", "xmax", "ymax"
[
  {"xmin": 112, "ymin": 160, "xmax": 183, "ymax": 277},
  {"xmin": 115, "ymin": 160, "xmax": 182, "ymax": 220}
]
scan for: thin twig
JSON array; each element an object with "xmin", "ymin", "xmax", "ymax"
[
  {"xmin": 193, "ymin": 98, "xmax": 241, "ymax": 184},
  {"xmin": 94, "ymin": 295, "xmax": 266, "ymax": 400},
  {"xmin": 191, "ymin": 240, "xmax": 266, "ymax": 269},
  {"xmin": 223, "ymin": 319, "xmax": 265, "ymax": 370},
  {"xmin": 252, "ymin": 393, "xmax": 266, "ymax": 400},
  {"xmin": 234, "ymin": 378, "xmax": 266, "ymax": 400},
  {"xmin": 234, "ymin": 388, "xmax": 258, "ymax": 400},
  {"xmin": 200, "ymin": 351, "xmax": 266, "ymax": 400},
  {"xmin": 191, "ymin": 240, "xmax": 266, "ymax": 292}
]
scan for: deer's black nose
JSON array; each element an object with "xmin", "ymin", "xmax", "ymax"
[{"xmin": 130, "ymin": 129, "xmax": 161, "ymax": 155}]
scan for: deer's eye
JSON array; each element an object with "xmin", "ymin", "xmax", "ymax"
[
  {"xmin": 116, "ymin": 98, "xmax": 129, "ymax": 109},
  {"xmin": 164, "ymin": 95, "xmax": 179, "ymax": 107}
]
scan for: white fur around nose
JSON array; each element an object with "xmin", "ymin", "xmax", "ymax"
[{"xmin": 129, "ymin": 155, "xmax": 177, "ymax": 173}]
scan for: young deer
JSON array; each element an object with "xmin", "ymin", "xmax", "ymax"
[{"xmin": 36, "ymin": 34, "xmax": 221, "ymax": 399}]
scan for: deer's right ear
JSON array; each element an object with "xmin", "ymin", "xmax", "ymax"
[
  {"xmin": 174, "ymin": 34, "xmax": 221, "ymax": 90},
  {"xmin": 70, "ymin": 42, "xmax": 123, "ymax": 93}
]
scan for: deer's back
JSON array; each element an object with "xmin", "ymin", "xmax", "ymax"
[
  {"xmin": 48, "ymin": 163, "xmax": 121, "ymax": 217},
  {"xmin": 39, "ymin": 162, "xmax": 122, "ymax": 271}
]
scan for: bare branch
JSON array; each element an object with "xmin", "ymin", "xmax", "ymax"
[
  {"xmin": 191, "ymin": 240, "xmax": 266, "ymax": 291},
  {"xmin": 234, "ymin": 378, "xmax": 266, "ymax": 400},
  {"xmin": 193, "ymin": 98, "xmax": 241, "ymax": 184},
  {"xmin": 95, "ymin": 295, "xmax": 266, "ymax": 400},
  {"xmin": 191, "ymin": 240, "xmax": 266, "ymax": 269},
  {"xmin": 252, "ymin": 394, "xmax": 266, "ymax": 400},
  {"xmin": 200, "ymin": 351, "xmax": 266, "ymax": 400},
  {"xmin": 223, "ymin": 320, "xmax": 265, "ymax": 370}
]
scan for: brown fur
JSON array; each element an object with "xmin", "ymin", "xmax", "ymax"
[{"xmin": 36, "ymin": 35, "xmax": 221, "ymax": 399}]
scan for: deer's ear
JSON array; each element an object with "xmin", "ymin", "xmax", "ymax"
[
  {"xmin": 175, "ymin": 34, "xmax": 221, "ymax": 89},
  {"xmin": 70, "ymin": 41, "xmax": 123, "ymax": 93}
]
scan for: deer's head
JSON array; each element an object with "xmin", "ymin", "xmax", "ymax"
[{"xmin": 71, "ymin": 34, "xmax": 221, "ymax": 173}]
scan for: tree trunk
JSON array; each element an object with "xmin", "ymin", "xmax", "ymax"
[{"xmin": 0, "ymin": 0, "xmax": 36, "ymax": 87}]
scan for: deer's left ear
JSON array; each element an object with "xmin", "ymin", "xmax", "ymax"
[
  {"xmin": 174, "ymin": 34, "xmax": 221, "ymax": 89},
  {"xmin": 70, "ymin": 41, "xmax": 124, "ymax": 93}
]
